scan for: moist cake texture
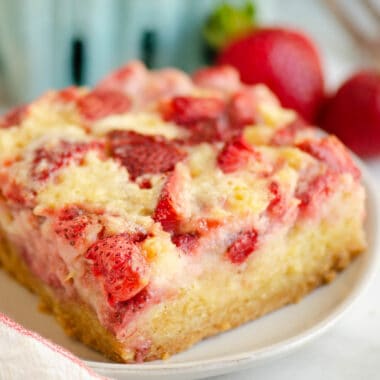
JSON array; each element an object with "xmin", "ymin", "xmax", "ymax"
[{"xmin": 0, "ymin": 61, "xmax": 366, "ymax": 362}]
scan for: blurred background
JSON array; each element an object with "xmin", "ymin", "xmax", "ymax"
[{"xmin": 0, "ymin": 0, "xmax": 375, "ymax": 105}]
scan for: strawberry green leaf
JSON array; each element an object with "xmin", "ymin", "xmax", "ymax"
[{"xmin": 203, "ymin": 1, "xmax": 256, "ymax": 50}]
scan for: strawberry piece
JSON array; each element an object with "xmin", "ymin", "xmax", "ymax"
[
  {"xmin": 137, "ymin": 178, "xmax": 152, "ymax": 189},
  {"xmin": 124, "ymin": 288, "xmax": 152, "ymax": 313},
  {"xmin": 171, "ymin": 217, "xmax": 221, "ymax": 252},
  {"xmin": 191, "ymin": 217, "xmax": 221, "ymax": 235},
  {"xmin": 160, "ymin": 96, "xmax": 230, "ymax": 144},
  {"xmin": 320, "ymin": 70, "xmax": 380, "ymax": 157},
  {"xmin": 270, "ymin": 117, "xmax": 307, "ymax": 146},
  {"xmin": 108, "ymin": 287, "xmax": 154, "ymax": 328},
  {"xmin": 172, "ymin": 233, "xmax": 199, "ymax": 254},
  {"xmin": 297, "ymin": 136, "xmax": 360, "ymax": 180},
  {"xmin": 217, "ymin": 135, "xmax": 257, "ymax": 173},
  {"xmin": 228, "ymin": 89, "xmax": 258, "ymax": 128},
  {"xmin": 182, "ymin": 118, "xmax": 232, "ymax": 144},
  {"xmin": 56, "ymin": 86, "xmax": 81, "ymax": 103},
  {"xmin": 31, "ymin": 140, "xmax": 104, "ymax": 181},
  {"xmin": 77, "ymin": 89, "xmax": 131, "ymax": 121},
  {"xmin": 267, "ymin": 181, "xmax": 287, "ymax": 218},
  {"xmin": 55, "ymin": 206, "xmax": 83, "ymax": 221},
  {"xmin": 86, "ymin": 233, "xmax": 149, "ymax": 304},
  {"xmin": 218, "ymin": 28, "xmax": 324, "ymax": 122},
  {"xmin": 296, "ymin": 171, "xmax": 336, "ymax": 215},
  {"xmin": 226, "ymin": 229, "xmax": 258, "ymax": 264},
  {"xmin": 53, "ymin": 207, "xmax": 97, "ymax": 247},
  {"xmin": 108, "ymin": 130, "xmax": 186, "ymax": 179},
  {"xmin": 153, "ymin": 171, "xmax": 184, "ymax": 233},
  {"xmin": 0, "ymin": 105, "xmax": 28, "ymax": 128},
  {"xmin": 1, "ymin": 180, "xmax": 33, "ymax": 207},
  {"xmin": 192, "ymin": 65, "xmax": 241, "ymax": 93},
  {"xmin": 160, "ymin": 96, "xmax": 225, "ymax": 126}
]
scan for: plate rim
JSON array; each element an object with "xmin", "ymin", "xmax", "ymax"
[{"xmin": 85, "ymin": 160, "xmax": 380, "ymax": 376}]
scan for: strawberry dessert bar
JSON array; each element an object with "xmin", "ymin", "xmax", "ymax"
[{"xmin": 0, "ymin": 61, "xmax": 366, "ymax": 362}]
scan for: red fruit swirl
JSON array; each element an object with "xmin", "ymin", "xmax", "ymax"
[{"xmin": 226, "ymin": 229, "xmax": 258, "ymax": 264}]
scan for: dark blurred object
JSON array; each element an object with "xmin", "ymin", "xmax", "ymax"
[
  {"xmin": 71, "ymin": 37, "xmax": 86, "ymax": 85},
  {"xmin": 140, "ymin": 30, "xmax": 158, "ymax": 69}
]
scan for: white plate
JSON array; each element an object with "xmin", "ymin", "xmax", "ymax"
[{"xmin": 0, "ymin": 162, "xmax": 379, "ymax": 380}]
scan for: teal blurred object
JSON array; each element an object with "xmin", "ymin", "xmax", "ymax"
[{"xmin": 0, "ymin": 0, "xmax": 261, "ymax": 104}]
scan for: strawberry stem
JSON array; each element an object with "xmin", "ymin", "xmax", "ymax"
[{"xmin": 203, "ymin": 1, "xmax": 256, "ymax": 51}]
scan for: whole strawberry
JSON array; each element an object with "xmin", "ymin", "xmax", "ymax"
[
  {"xmin": 217, "ymin": 28, "xmax": 324, "ymax": 122},
  {"xmin": 320, "ymin": 71, "xmax": 380, "ymax": 157}
]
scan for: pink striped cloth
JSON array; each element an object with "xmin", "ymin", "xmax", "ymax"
[{"xmin": 0, "ymin": 312, "xmax": 108, "ymax": 379}]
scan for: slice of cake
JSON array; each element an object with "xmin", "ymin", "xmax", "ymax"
[{"xmin": 0, "ymin": 61, "xmax": 366, "ymax": 362}]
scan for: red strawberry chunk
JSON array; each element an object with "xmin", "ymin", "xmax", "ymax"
[
  {"xmin": 1, "ymin": 180, "xmax": 33, "ymax": 207},
  {"xmin": 267, "ymin": 181, "xmax": 287, "ymax": 218},
  {"xmin": 137, "ymin": 178, "xmax": 153, "ymax": 189},
  {"xmin": 55, "ymin": 206, "xmax": 83, "ymax": 221},
  {"xmin": 160, "ymin": 96, "xmax": 225, "ymax": 126},
  {"xmin": 153, "ymin": 171, "xmax": 185, "ymax": 233},
  {"xmin": 226, "ymin": 229, "xmax": 258, "ymax": 264},
  {"xmin": 124, "ymin": 288, "xmax": 152, "ymax": 313},
  {"xmin": 77, "ymin": 89, "xmax": 131, "ymax": 121},
  {"xmin": 160, "ymin": 96, "xmax": 232, "ymax": 144},
  {"xmin": 56, "ymin": 86, "xmax": 82, "ymax": 103},
  {"xmin": 86, "ymin": 233, "xmax": 150, "ymax": 304},
  {"xmin": 192, "ymin": 65, "xmax": 241, "ymax": 93},
  {"xmin": 190, "ymin": 217, "xmax": 222, "ymax": 235},
  {"xmin": 296, "ymin": 136, "xmax": 360, "ymax": 180},
  {"xmin": 31, "ymin": 140, "xmax": 104, "ymax": 181},
  {"xmin": 108, "ymin": 130, "xmax": 187, "ymax": 179},
  {"xmin": 296, "ymin": 171, "xmax": 336, "ymax": 215},
  {"xmin": 171, "ymin": 233, "xmax": 199, "ymax": 254},
  {"xmin": 217, "ymin": 135, "xmax": 257, "ymax": 173},
  {"xmin": 181, "ymin": 118, "xmax": 232, "ymax": 144},
  {"xmin": 0, "ymin": 105, "xmax": 28, "ymax": 128},
  {"xmin": 228, "ymin": 89, "xmax": 258, "ymax": 128},
  {"xmin": 53, "ymin": 207, "xmax": 98, "ymax": 248}
]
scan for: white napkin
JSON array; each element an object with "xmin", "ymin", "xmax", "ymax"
[{"xmin": 0, "ymin": 312, "xmax": 108, "ymax": 380}]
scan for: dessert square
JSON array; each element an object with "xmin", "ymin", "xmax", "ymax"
[{"xmin": 0, "ymin": 61, "xmax": 366, "ymax": 362}]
